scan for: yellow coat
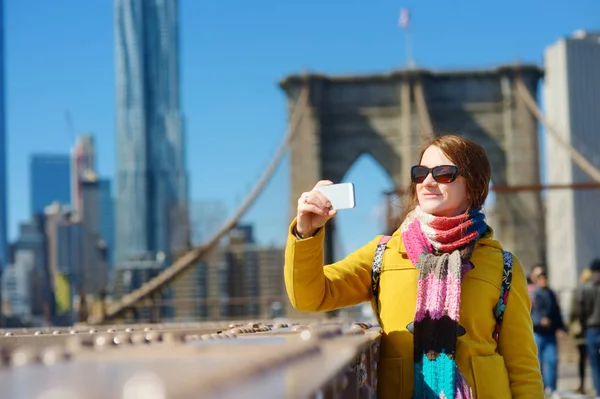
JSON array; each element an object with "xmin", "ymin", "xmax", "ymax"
[{"xmin": 284, "ymin": 220, "xmax": 544, "ymax": 399}]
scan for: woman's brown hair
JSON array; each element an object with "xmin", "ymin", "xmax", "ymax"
[{"xmin": 401, "ymin": 134, "xmax": 492, "ymax": 220}]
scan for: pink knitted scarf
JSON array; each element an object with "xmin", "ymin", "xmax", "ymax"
[{"xmin": 400, "ymin": 206, "xmax": 488, "ymax": 399}]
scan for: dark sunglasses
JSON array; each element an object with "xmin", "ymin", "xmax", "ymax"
[{"xmin": 411, "ymin": 165, "xmax": 461, "ymax": 184}]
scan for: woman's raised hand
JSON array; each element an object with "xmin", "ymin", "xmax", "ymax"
[{"xmin": 296, "ymin": 180, "xmax": 337, "ymax": 238}]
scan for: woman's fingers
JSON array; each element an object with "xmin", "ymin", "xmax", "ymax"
[
  {"xmin": 298, "ymin": 203, "xmax": 329, "ymax": 217},
  {"xmin": 314, "ymin": 180, "xmax": 333, "ymax": 188},
  {"xmin": 298, "ymin": 190, "xmax": 331, "ymax": 211}
]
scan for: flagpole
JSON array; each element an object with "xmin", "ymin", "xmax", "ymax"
[
  {"xmin": 405, "ymin": 26, "xmax": 414, "ymax": 69},
  {"xmin": 399, "ymin": 7, "xmax": 414, "ymax": 69}
]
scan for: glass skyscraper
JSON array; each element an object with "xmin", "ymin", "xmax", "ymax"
[
  {"xmin": 0, "ymin": 0, "xmax": 7, "ymax": 275},
  {"xmin": 30, "ymin": 155, "xmax": 71, "ymax": 216},
  {"xmin": 114, "ymin": 0, "xmax": 189, "ymax": 264}
]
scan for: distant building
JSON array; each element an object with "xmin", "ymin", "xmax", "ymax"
[
  {"xmin": 44, "ymin": 203, "xmax": 81, "ymax": 321},
  {"xmin": 204, "ymin": 225, "xmax": 286, "ymax": 320},
  {"xmin": 2, "ymin": 249, "xmax": 35, "ymax": 318},
  {"xmin": 544, "ymin": 30, "xmax": 600, "ymax": 309},
  {"xmin": 71, "ymin": 135, "xmax": 95, "ymax": 216},
  {"xmin": 30, "ymin": 154, "xmax": 71, "ymax": 216},
  {"xmin": 114, "ymin": 0, "xmax": 189, "ymax": 265},
  {"xmin": 13, "ymin": 215, "xmax": 48, "ymax": 320},
  {"xmin": 80, "ymin": 178, "xmax": 108, "ymax": 296},
  {"xmin": 0, "ymin": 0, "xmax": 9, "ymax": 302},
  {"xmin": 98, "ymin": 179, "xmax": 115, "ymax": 277},
  {"xmin": 112, "ymin": 255, "xmax": 165, "ymax": 322},
  {"xmin": 70, "ymin": 135, "xmax": 113, "ymax": 294}
]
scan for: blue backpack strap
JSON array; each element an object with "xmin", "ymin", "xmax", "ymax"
[
  {"xmin": 493, "ymin": 250, "xmax": 514, "ymax": 351},
  {"xmin": 372, "ymin": 235, "xmax": 391, "ymax": 325}
]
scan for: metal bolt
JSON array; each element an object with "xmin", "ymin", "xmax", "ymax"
[
  {"xmin": 131, "ymin": 333, "xmax": 146, "ymax": 345},
  {"xmin": 40, "ymin": 346, "xmax": 66, "ymax": 366},
  {"xmin": 34, "ymin": 331, "xmax": 43, "ymax": 336},
  {"xmin": 220, "ymin": 332, "xmax": 236, "ymax": 339},
  {"xmin": 94, "ymin": 335, "xmax": 109, "ymax": 349},
  {"xmin": 347, "ymin": 325, "xmax": 366, "ymax": 335},
  {"xmin": 352, "ymin": 322, "xmax": 369, "ymax": 330},
  {"xmin": 145, "ymin": 332, "xmax": 160, "ymax": 343},
  {"xmin": 11, "ymin": 348, "xmax": 36, "ymax": 367},
  {"xmin": 300, "ymin": 330, "xmax": 313, "ymax": 341},
  {"xmin": 161, "ymin": 332, "xmax": 176, "ymax": 344},
  {"xmin": 184, "ymin": 334, "xmax": 199, "ymax": 342},
  {"xmin": 4, "ymin": 332, "xmax": 13, "ymax": 336},
  {"xmin": 113, "ymin": 334, "xmax": 128, "ymax": 345},
  {"xmin": 52, "ymin": 330, "xmax": 61, "ymax": 335}
]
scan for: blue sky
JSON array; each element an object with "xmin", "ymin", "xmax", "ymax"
[{"xmin": 4, "ymin": 0, "xmax": 599, "ymax": 258}]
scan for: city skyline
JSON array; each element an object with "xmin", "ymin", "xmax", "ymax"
[{"xmin": 3, "ymin": 0, "xmax": 599, "ymax": 259}]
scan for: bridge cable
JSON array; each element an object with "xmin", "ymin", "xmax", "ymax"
[
  {"xmin": 92, "ymin": 83, "xmax": 311, "ymax": 324},
  {"xmin": 515, "ymin": 78, "xmax": 600, "ymax": 183}
]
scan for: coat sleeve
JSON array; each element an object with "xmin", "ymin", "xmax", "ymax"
[
  {"xmin": 284, "ymin": 218, "xmax": 381, "ymax": 312},
  {"xmin": 498, "ymin": 255, "xmax": 545, "ymax": 398}
]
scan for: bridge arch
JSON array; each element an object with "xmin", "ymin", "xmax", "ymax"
[{"xmin": 281, "ymin": 66, "xmax": 545, "ymax": 278}]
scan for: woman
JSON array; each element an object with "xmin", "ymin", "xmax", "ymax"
[{"xmin": 284, "ymin": 134, "xmax": 543, "ymax": 398}]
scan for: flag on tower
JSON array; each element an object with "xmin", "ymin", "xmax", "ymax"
[{"xmin": 399, "ymin": 7, "xmax": 410, "ymax": 29}]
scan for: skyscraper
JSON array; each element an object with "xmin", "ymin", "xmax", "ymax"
[
  {"xmin": 71, "ymin": 135, "xmax": 96, "ymax": 216},
  {"xmin": 544, "ymin": 30, "xmax": 600, "ymax": 308},
  {"xmin": 80, "ymin": 177, "xmax": 108, "ymax": 296},
  {"xmin": 0, "ymin": 0, "xmax": 7, "ymax": 324},
  {"xmin": 98, "ymin": 179, "xmax": 114, "ymax": 274},
  {"xmin": 30, "ymin": 155, "xmax": 71, "ymax": 216},
  {"xmin": 114, "ymin": 0, "xmax": 189, "ymax": 265}
]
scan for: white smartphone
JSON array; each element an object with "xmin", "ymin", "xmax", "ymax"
[{"xmin": 315, "ymin": 182, "xmax": 356, "ymax": 210}]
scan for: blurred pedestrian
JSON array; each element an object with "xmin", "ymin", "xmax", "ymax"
[
  {"xmin": 530, "ymin": 266, "xmax": 567, "ymax": 394},
  {"xmin": 570, "ymin": 268, "xmax": 592, "ymax": 394},
  {"xmin": 574, "ymin": 259, "xmax": 600, "ymax": 396}
]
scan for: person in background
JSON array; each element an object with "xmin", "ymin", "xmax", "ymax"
[
  {"xmin": 530, "ymin": 266, "xmax": 567, "ymax": 394},
  {"xmin": 574, "ymin": 259, "xmax": 600, "ymax": 396},
  {"xmin": 570, "ymin": 268, "xmax": 592, "ymax": 394},
  {"xmin": 529, "ymin": 265, "xmax": 544, "ymax": 301}
]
